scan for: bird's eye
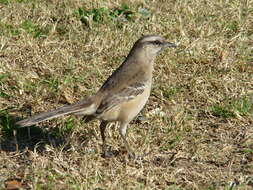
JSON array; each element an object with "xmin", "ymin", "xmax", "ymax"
[{"xmin": 152, "ymin": 40, "xmax": 162, "ymax": 45}]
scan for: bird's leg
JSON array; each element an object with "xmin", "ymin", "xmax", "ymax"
[
  {"xmin": 99, "ymin": 121, "xmax": 113, "ymax": 157},
  {"xmin": 119, "ymin": 122, "xmax": 135, "ymax": 158}
]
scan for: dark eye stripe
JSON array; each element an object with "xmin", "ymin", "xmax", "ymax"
[{"xmin": 151, "ymin": 40, "xmax": 162, "ymax": 45}]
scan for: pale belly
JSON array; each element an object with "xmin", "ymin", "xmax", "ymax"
[{"xmin": 100, "ymin": 84, "xmax": 151, "ymax": 123}]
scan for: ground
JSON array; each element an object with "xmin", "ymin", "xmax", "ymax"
[{"xmin": 0, "ymin": 0, "xmax": 253, "ymax": 189}]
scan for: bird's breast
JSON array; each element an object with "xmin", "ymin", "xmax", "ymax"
[{"xmin": 117, "ymin": 82, "xmax": 151, "ymax": 122}]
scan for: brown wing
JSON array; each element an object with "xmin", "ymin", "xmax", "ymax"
[{"xmin": 96, "ymin": 82, "xmax": 145, "ymax": 115}]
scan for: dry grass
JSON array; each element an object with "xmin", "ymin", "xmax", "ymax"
[{"xmin": 0, "ymin": 0, "xmax": 253, "ymax": 189}]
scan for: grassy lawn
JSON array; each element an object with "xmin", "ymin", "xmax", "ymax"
[{"xmin": 0, "ymin": 0, "xmax": 253, "ymax": 189}]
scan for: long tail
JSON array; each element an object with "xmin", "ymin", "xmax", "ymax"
[{"xmin": 16, "ymin": 97, "xmax": 97, "ymax": 127}]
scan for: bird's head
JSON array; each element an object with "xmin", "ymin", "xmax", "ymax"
[{"xmin": 134, "ymin": 35, "xmax": 177, "ymax": 56}]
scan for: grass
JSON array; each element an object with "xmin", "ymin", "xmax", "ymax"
[
  {"xmin": 74, "ymin": 4, "xmax": 137, "ymax": 27},
  {"xmin": 0, "ymin": 0, "xmax": 253, "ymax": 189}
]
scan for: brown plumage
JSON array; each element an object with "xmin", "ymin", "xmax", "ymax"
[{"xmin": 16, "ymin": 35, "xmax": 176, "ymax": 158}]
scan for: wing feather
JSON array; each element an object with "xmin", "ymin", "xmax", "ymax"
[{"xmin": 96, "ymin": 82, "xmax": 145, "ymax": 114}]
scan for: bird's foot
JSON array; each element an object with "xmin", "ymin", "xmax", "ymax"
[{"xmin": 101, "ymin": 146, "xmax": 119, "ymax": 158}]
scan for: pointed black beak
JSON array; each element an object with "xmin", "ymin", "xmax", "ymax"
[{"xmin": 163, "ymin": 42, "xmax": 177, "ymax": 48}]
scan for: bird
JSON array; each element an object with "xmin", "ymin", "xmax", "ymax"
[{"xmin": 16, "ymin": 35, "xmax": 176, "ymax": 158}]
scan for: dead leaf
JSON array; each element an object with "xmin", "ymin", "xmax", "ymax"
[{"xmin": 4, "ymin": 178, "xmax": 23, "ymax": 190}]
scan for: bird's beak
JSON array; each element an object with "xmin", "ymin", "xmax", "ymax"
[{"xmin": 163, "ymin": 42, "xmax": 177, "ymax": 48}]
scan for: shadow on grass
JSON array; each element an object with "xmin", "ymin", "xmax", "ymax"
[{"xmin": 0, "ymin": 111, "xmax": 66, "ymax": 153}]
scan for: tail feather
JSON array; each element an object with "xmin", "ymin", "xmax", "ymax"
[{"xmin": 16, "ymin": 97, "xmax": 96, "ymax": 127}]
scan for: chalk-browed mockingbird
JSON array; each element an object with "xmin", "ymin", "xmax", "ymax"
[{"xmin": 16, "ymin": 35, "xmax": 176, "ymax": 158}]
